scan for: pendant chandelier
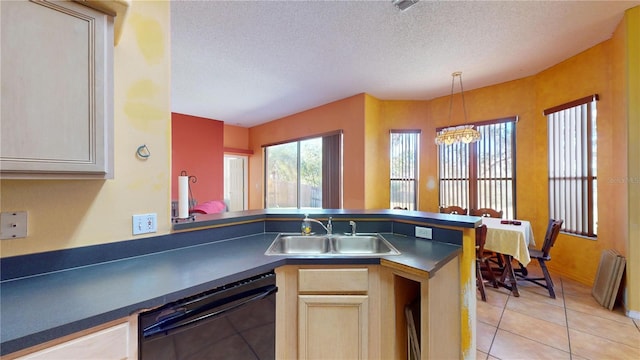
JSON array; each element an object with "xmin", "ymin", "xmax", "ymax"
[{"xmin": 435, "ymin": 72, "xmax": 481, "ymax": 146}]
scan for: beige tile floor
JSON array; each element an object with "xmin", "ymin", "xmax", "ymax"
[{"xmin": 477, "ymin": 264, "xmax": 640, "ymax": 360}]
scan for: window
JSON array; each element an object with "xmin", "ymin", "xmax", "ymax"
[
  {"xmin": 438, "ymin": 118, "xmax": 517, "ymax": 219},
  {"xmin": 545, "ymin": 95, "xmax": 598, "ymax": 237},
  {"xmin": 390, "ymin": 130, "xmax": 420, "ymax": 210},
  {"xmin": 264, "ymin": 132, "xmax": 342, "ymax": 209}
]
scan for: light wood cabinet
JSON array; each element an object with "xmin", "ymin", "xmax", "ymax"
[
  {"xmin": 1, "ymin": 0, "xmax": 114, "ymax": 179},
  {"xmin": 6, "ymin": 317, "xmax": 137, "ymax": 360},
  {"xmin": 379, "ymin": 256, "xmax": 461, "ymax": 360},
  {"xmin": 276, "ymin": 258, "xmax": 461, "ymax": 360},
  {"xmin": 276, "ymin": 266, "xmax": 381, "ymax": 360},
  {"xmin": 298, "ymin": 295, "xmax": 369, "ymax": 359}
]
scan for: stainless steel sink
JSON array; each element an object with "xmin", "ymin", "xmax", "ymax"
[
  {"xmin": 333, "ymin": 235, "xmax": 396, "ymax": 254},
  {"xmin": 266, "ymin": 234, "xmax": 331, "ymax": 254},
  {"xmin": 265, "ymin": 233, "xmax": 400, "ymax": 256}
]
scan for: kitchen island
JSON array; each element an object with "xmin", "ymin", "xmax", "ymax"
[{"xmin": 0, "ymin": 209, "xmax": 480, "ymax": 359}]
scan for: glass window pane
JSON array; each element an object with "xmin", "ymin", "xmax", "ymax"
[
  {"xmin": 438, "ymin": 118, "xmax": 516, "ymax": 218},
  {"xmin": 438, "ymin": 141, "xmax": 470, "ymax": 209},
  {"xmin": 265, "ymin": 142, "xmax": 298, "ymax": 208},
  {"xmin": 265, "ymin": 136, "xmax": 327, "ymax": 209},
  {"xmin": 300, "ymin": 138, "xmax": 322, "ymax": 208},
  {"xmin": 546, "ymin": 98, "xmax": 597, "ymax": 237},
  {"xmin": 390, "ymin": 132, "xmax": 419, "ymax": 210}
]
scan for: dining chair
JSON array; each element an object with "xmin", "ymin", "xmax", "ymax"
[
  {"xmin": 470, "ymin": 208, "xmax": 505, "ymax": 270},
  {"xmin": 516, "ymin": 219, "xmax": 563, "ymax": 298},
  {"xmin": 469, "ymin": 208, "xmax": 503, "ymax": 218},
  {"xmin": 475, "ymin": 224, "xmax": 497, "ymax": 301},
  {"xmin": 439, "ymin": 206, "xmax": 468, "ymax": 215},
  {"xmin": 475, "ymin": 224, "xmax": 488, "ymax": 301}
]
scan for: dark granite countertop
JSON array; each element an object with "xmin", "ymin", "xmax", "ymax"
[{"xmin": 1, "ymin": 210, "xmax": 473, "ymax": 356}]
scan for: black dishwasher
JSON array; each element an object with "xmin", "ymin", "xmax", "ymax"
[{"xmin": 139, "ymin": 271, "xmax": 277, "ymax": 360}]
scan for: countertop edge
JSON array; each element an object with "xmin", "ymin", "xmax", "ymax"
[
  {"xmin": 1, "ymin": 245, "xmax": 460, "ymax": 356},
  {"xmin": 173, "ymin": 209, "xmax": 481, "ymax": 231},
  {"xmin": 1, "ymin": 211, "xmax": 471, "ymax": 356}
]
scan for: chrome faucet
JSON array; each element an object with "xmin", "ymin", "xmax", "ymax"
[
  {"xmin": 303, "ymin": 215, "xmax": 333, "ymax": 235},
  {"xmin": 349, "ymin": 221, "xmax": 356, "ymax": 235}
]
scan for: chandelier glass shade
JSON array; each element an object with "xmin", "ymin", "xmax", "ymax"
[
  {"xmin": 435, "ymin": 72, "xmax": 481, "ymax": 146},
  {"xmin": 435, "ymin": 125, "xmax": 481, "ymax": 145}
]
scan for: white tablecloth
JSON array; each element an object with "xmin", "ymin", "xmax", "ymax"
[{"xmin": 482, "ymin": 217, "xmax": 536, "ymax": 265}]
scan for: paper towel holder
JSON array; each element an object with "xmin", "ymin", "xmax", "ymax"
[
  {"xmin": 173, "ymin": 171, "xmax": 198, "ymax": 223},
  {"xmin": 181, "ymin": 170, "xmax": 198, "ymax": 195}
]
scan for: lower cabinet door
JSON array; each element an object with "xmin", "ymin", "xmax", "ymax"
[
  {"xmin": 298, "ymin": 295, "xmax": 368, "ymax": 360},
  {"xmin": 13, "ymin": 320, "xmax": 133, "ymax": 360}
]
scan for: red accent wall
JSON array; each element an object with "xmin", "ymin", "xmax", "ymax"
[{"xmin": 171, "ymin": 112, "xmax": 224, "ymax": 203}]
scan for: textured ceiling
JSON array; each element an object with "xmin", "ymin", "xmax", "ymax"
[{"xmin": 171, "ymin": 0, "xmax": 639, "ymax": 127}]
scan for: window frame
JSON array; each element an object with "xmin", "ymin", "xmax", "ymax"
[
  {"xmin": 544, "ymin": 95, "xmax": 598, "ymax": 238},
  {"xmin": 263, "ymin": 131, "xmax": 342, "ymax": 209},
  {"xmin": 390, "ymin": 129, "xmax": 421, "ymax": 210},
  {"xmin": 438, "ymin": 116, "xmax": 518, "ymax": 219}
]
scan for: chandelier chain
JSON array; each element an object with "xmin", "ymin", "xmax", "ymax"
[{"xmin": 435, "ymin": 71, "xmax": 481, "ymax": 146}]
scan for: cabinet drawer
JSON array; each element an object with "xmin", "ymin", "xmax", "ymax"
[{"xmin": 298, "ymin": 268, "xmax": 369, "ymax": 293}]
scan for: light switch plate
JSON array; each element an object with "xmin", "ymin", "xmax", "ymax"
[
  {"xmin": 1, "ymin": 211, "xmax": 28, "ymax": 239},
  {"xmin": 132, "ymin": 213, "xmax": 157, "ymax": 235}
]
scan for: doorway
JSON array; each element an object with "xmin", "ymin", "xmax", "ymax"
[{"xmin": 224, "ymin": 155, "xmax": 248, "ymax": 211}]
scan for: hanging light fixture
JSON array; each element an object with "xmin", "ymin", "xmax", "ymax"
[
  {"xmin": 392, "ymin": 0, "xmax": 419, "ymax": 11},
  {"xmin": 435, "ymin": 72, "xmax": 481, "ymax": 146}
]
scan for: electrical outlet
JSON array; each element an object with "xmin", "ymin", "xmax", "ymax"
[
  {"xmin": 1, "ymin": 211, "xmax": 28, "ymax": 239},
  {"xmin": 415, "ymin": 226, "xmax": 432, "ymax": 239},
  {"xmin": 133, "ymin": 213, "xmax": 157, "ymax": 235}
]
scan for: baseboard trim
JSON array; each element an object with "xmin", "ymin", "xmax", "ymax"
[{"xmin": 626, "ymin": 309, "xmax": 640, "ymax": 320}]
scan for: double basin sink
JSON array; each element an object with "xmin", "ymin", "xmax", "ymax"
[{"xmin": 265, "ymin": 233, "xmax": 401, "ymax": 256}]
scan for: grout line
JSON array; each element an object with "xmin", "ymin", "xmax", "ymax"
[
  {"xmin": 486, "ymin": 291, "xmax": 510, "ymax": 358},
  {"xmin": 483, "ymin": 275, "xmax": 639, "ymax": 359},
  {"xmin": 492, "ymin": 277, "xmax": 574, "ymax": 358},
  {"xmin": 560, "ymin": 277, "xmax": 573, "ymax": 359},
  {"xmin": 493, "ymin": 304, "xmax": 575, "ymax": 356}
]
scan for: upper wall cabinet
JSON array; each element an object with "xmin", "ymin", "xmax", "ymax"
[{"xmin": 1, "ymin": 0, "xmax": 116, "ymax": 179}]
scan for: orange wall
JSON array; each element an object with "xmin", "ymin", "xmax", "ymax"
[
  {"xmin": 363, "ymin": 95, "xmax": 386, "ymax": 209},
  {"xmin": 171, "ymin": 113, "xmax": 224, "ymax": 203},
  {"xmin": 619, "ymin": 6, "xmax": 640, "ymax": 317},
  {"xmin": 248, "ymin": 94, "xmax": 366, "ymax": 209},
  {"xmin": 239, "ymin": 8, "xmax": 640, "ymax": 293},
  {"xmin": 369, "ymin": 98, "xmax": 430, "ymax": 209},
  {"xmin": 223, "ymin": 124, "xmax": 250, "ymax": 151},
  {"xmin": 611, "ymin": 1, "xmax": 630, "ymax": 258},
  {"xmin": 244, "ymin": 40, "xmax": 624, "ymax": 287},
  {"xmin": 534, "ymin": 42, "xmax": 617, "ymax": 284},
  {"xmin": 355, "ymin": 79, "xmax": 532, "ymax": 213}
]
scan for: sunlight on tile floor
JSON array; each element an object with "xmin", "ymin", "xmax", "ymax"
[{"xmin": 476, "ymin": 265, "xmax": 640, "ymax": 360}]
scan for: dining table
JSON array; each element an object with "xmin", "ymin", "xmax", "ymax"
[{"xmin": 481, "ymin": 217, "xmax": 536, "ymax": 296}]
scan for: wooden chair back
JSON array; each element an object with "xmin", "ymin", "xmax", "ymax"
[
  {"xmin": 470, "ymin": 208, "xmax": 503, "ymax": 218},
  {"xmin": 439, "ymin": 206, "xmax": 468, "ymax": 215},
  {"xmin": 475, "ymin": 224, "xmax": 488, "ymax": 255},
  {"xmin": 541, "ymin": 219, "xmax": 563, "ymax": 258},
  {"xmin": 475, "ymin": 224, "xmax": 490, "ymax": 301}
]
